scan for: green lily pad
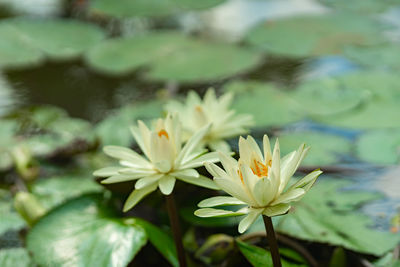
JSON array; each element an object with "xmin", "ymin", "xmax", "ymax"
[
  {"xmin": 245, "ymin": 13, "xmax": 388, "ymax": 57},
  {"xmin": 89, "ymin": 0, "xmax": 226, "ymax": 18},
  {"xmin": 223, "ymin": 81, "xmax": 304, "ymax": 127},
  {"xmin": 0, "ymin": 248, "xmax": 33, "ymax": 267},
  {"xmin": 272, "ymin": 179, "xmax": 399, "ymax": 256},
  {"xmin": 86, "ymin": 31, "xmax": 263, "ymax": 82},
  {"xmin": 344, "ymin": 44, "xmax": 400, "ymax": 71},
  {"xmin": 356, "ymin": 129, "xmax": 400, "ymax": 165},
  {"xmin": 96, "ymin": 100, "xmax": 163, "ymax": 146},
  {"xmin": 27, "ymin": 194, "xmax": 147, "ymax": 267},
  {"xmin": 319, "ymin": 0, "xmax": 398, "ymax": 14},
  {"xmin": 291, "ymin": 76, "xmax": 367, "ymax": 116},
  {"xmin": 272, "ymin": 132, "xmax": 352, "ymax": 166},
  {"xmin": 0, "ymin": 18, "xmax": 105, "ymax": 68},
  {"xmin": 0, "ymin": 189, "xmax": 25, "ymax": 236},
  {"xmin": 31, "ymin": 174, "xmax": 103, "ymax": 210}
]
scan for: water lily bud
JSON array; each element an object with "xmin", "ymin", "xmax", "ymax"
[
  {"xmin": 195, "ymin": 234, "xmax": 234, "ymax": 265},
  {"xmin": 11, "ymin": 146, "xmax": 39, "ymax": 182},
  {"xmin": 14, "ymin": 192, "xmax": 46, "ymax": 226}
]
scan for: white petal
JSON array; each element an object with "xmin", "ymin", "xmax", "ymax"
[
  {"xmin": 176, "ymin": 124, "xmax": 210, "ymax": 165},
  {"xmin": 238, "ymin": 136, "xmax": 253, "ymax": 166},
  {"xmin": 101, "ymin": 173, "xmax": 145, "ymax": 184},
  {"xmin": 271, "ymin": 139, "xmax": 281, "ymax": 181},
  {"xmin": 246, "ymin": 136, "xmax": 263, "ymax": 161},
  {"xmin": 135, "ymin": 174, "xmax": 163, "ymax": 189},
  {"xmin": 93, "ymin": 166, "xmax": 121, "ymax": 177},
  {"xmin": 263, "ymin": 135, "xmax": 272, "ymax": 163},
  {"xmin": 170, "ymin": 169, "xmax": 199, "ymax": 179},
  {"xmin": 198, "ymin": 196, "xmax": 245, "ymax": 208},
  {"xmin": 279, "ymin": 144, "xmax": 309, "ymax": 193},
  {"xmin": 208, "ymin": 140, "xmax": 231, "ymax": 153},
  {"xmin": 252, "ymin": 177, "xmax": 275, "ymax": 207},
  {"xmin": 194, "ymin": 207, "xmax": 248, "ymax": 218},
  {"xmin": 262, "ymin": 203, "xmax": 291, "ymax": 217},
  {"xmin": 218, "ymin": 152, "xmax": 240, "ymax": 179},
  {"xmin": 238, "ymin": 208, "xmax": 263, "ymax": 233},
  {"xmin": 123, "ymin": 184, "xmax": 158, "ymax": 212},
  {"xmin": 180, "ymin": 151, "xmax": 220, "ymax": 169},
  {"xmin": 214, "ymin": 177, "xmax": 255, "ymax": 205},
  {"xmin": 154, "ymin": 160, "xmax": 172, "ymax": 173},
  {"xmin": 118, "ymin": 167, "xmax": 156, "ymax": 175},
  {"xmin": 271, "ymin": 188, "xmax": 305, "ymax": 205},
  {"xmin": 103, "ymin": 146, "xmax": 151, "ymax": 168},
  {"xmin": 240, "ymin": 164, "xmax": 262, "ymax": 205},
  {"xmin": 204, "ymin": 162, "xmax": 228, "ymax": 178},
  {"xmin": 288, "ymin": 170, "xmax": 322, "ymax": 192},
  {"xmin": 158, "ymin": 175, "xmax": 176, "ymax": 195},
  {"xmin": 177, "ymin": 174, "xmax": 219, "ymax": 190}
]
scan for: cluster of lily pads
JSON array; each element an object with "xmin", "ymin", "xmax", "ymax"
[{"xmin": 1, "ymin": 0, "xmax": 400, "ymax": 266}]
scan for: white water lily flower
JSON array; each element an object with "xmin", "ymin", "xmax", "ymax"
[
  {"xmin": 94, "ymin": 113, "xmax": 220, "ymax": 212},
  {"xmin": 195, "ymin": 135, "xmax": 322, "ymax": 233},
  {"xmin": 165, "ymin": 88, "xmax": 253, "ymax": 152}
]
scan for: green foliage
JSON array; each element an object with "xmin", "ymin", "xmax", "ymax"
[
  {"xmin": 245, "ymin": 13, "xmax": 388, "ymax": 57},
  {"xmin": 86, "ymin": 31, "xmax": 263, "ymax": 82},
  {"xmin": 27, "ymin": 194, "xmax": 147, "ymax": 267},
  {"xmin": 0, "ymin": 18, "xmax": 105, "ymax": 68},
  {"xmin": 319, "ymin": 0, "xmax": 398, "ymax": 14},
  {"xmin": 0, "ymin": 248, "xmax": 33, "ymax": 267},
  {"xmin": 356, "ymin": 129, "xmax": 400, "ymax": 165},
  {"xmin": 0, "ymin": 189, "xmax": 25, "ymax": 236},
  {"xmin": 223, "ymin": 80, "xmax": 304, "ymax": 127},
  {"xmin": 273, "ymin": 178, "xmax": 399, "ymax": 256},
  {"xmin": 272, "ymin": 132, "xmax": 351, "ymax": 166},
  {"xmin": 89, "ymin": 0, "xmax": 226, "ymax": 18}
]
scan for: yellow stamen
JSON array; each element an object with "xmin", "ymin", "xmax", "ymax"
[
  {"xmin": 195, "ymin": 105, "xmax": 203, "ymax": 112},
  {"xmin": 158, "ymin": 129, "xmax": 169, "ymax": 139},
  {"xmin": 237, "ymin": 169, "xmax": 244, "ymax": 184},
  {"xmin": 251, "ymin": 159, "xmax": 271, "ymax": 178}
]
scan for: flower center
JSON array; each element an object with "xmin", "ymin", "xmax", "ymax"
[
  {"xmin": 157, "ymin": 129, "xmax": 169, "ymax": 139},
  {"xmin": 251, "ymin": 159, "xmax": 271, "ymax": 178}
]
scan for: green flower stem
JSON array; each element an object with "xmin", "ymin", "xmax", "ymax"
[
  {"xmin": 166, "ymin": 193, "xmax": 187, "ymax": 267},
  {"xmin": 263, "ymin": 215, "xmax": 282, "ymax": 267}
]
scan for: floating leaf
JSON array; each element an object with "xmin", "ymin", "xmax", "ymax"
[
  {"xmin": 96, "ymin": 100, "xmax": 163, "ymax": 146},
  {"xmin": 245, "ymin": 14, "xmax": 388, "ymax": 57},
  {"xmin": 27, "ymin": 194, "xmax": 147, "ymax": 267},
  {"xmin": 272, "ymin": 132, "xmax": 352, "ymax": 166},
  {"xmin": 0, "ymin": 248, "xmax": 33, "ymax": 267},
  {"xmin": 0, "ymin": 72, "xmax": 17, "ymax": 116},
  {"xmin": 356, "ymin": 129, "xmax": 400, "ymax": 165},
  {"xmin": 291, "ymin": 76, "xmax": 367, "ymax": 116},
  {"xmin": 223, "ymin": 81, "xmax": 303, "ymax": 127},
  {"xmin": 86, "ymin": 31, "xmax": 263, "ymax": 82},
  {"xmin": 0, "ymin": 18, "xmax": 105, "ymax": 68},
  {"xmin": 344, "ymin": 44, "xmax": 400, "ymax": 71},
  {"xmin": 31, "ymin": 173, "xmax": 103, "ymax": 210},
  {"xmin": 319, "ymin": 0, "xmax": 398, "ymax": 14},
  {"xmin": 272, "ymin": 179, "xmax": 399, "ymax": 256},
  {"xmin": 0, "ymin": 189, "xmax": 25, "ymax": 236},
  {"xmin": 89, "ymin": 0, "xmax": 226, "ymax": 18}
]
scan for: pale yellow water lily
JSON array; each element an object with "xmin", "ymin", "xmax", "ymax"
[
  {"xmin": 94, "ymin": 113, "xmax": 220, "ymax": 212},
  {"xmin": 165, "ymin": 88, "xmax": 253, "ymax": 152},
  {"xmin": 195, "ymin": 135, "xmax": 322, "ymax": 233}
]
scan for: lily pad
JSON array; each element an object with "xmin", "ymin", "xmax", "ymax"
[
  {"xmin": 96, "ymin": 100, "xmax": 163, "ymax": 146},
  {"xmin": 291, "ymin": 76, "xmax": 367, "ymax": 116},
  {"xmin": 272, "ymin": 179, "xmax": 400, "ymax": 256},
  {"xmin": 27, "ymin": 194, "xmax": 147, "ymax": 267},
  {"xmin": 245, "ymin": 13, "xmax": 388, "ymax": 57},
  {"xmin": 0, "ymin": 18, "xmax": 105, "ymax": 68},
  {"xmin": 223, "ymin": 81, "xmax": 304, "ymax": 127},
  {"xmin": 319, "ymin": 0, "xmax": 398, "ymax": 14},
  {"xmin": 86, "ymin": 31, "xmax": 263, "ymax": 82},
  {"xmin": 356, "ymin": 129, "xmax": 400, "ymax": 165},
  {"xmin": 89, "ymin": 0, "xmax": 226, "ymax": 18},
  {"xmin": 344, "ymin": 44, "xmax": 400, "ymax": 71},
  {"xmin": 31, "ymin": 174, "xmax": 103, "ymax": 210},
  {"xmin": 0, "ymin": 189, "xmax": 25, "ymax": 236},
  {"xmin": 272, "ymin": 132, "xmax": 352, "ymax": 166},
  {"xmin": 0, "ymin": 248, "xmax": 33, "ymax": 267},
  {"xmin": 0, "ymin": 73, "xmax": 17, "ymax": 117}
]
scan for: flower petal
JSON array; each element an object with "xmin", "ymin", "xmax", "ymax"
[
  {"xmin": 288, "ymin": 169, "xmax": 322, "ymax": 192},
  {"xmin": 238, "ymin": 208, "xmax": 263, "ymax": 233},
  {"xmin": 158, "ymin": 175, "xmax": 176, "ymax": 195},
  {"xmin": 101, "ymin": 173, "xmax": 144, "ymax": 184},
  {"xmin": 180, "ymin": 152, "xmax": 220, "ymax": 169},
  {"xmin": 263, "ymin": 134, "xmax": 272, "ymax": 163},
  {"xmin": 214, "ymin": 177, "xmax": 255, "ymax": 205},
  {"xmin": 170, "ymin": 169, "xmax": 199, "ymax": 179},
  {"xmin": 262, "ymin": 203, "xmax": 291, "ymax": 217},
  {"xmin": 176, "ymin": 124, "xmax": 211, "ymax": 165},
  {"xmin": 194, "ymin": 207, "xmax": 248, "ymax": 218},
  {"xmin": 204, "ymin": 162, "xmax": 228, "ymax": 178},
  {"xmin": 270, "ymin": 188, "xmax": 305, "ymax": 205},
  {"xmin": 198, "ymin": 196, "xmax": 245, "ymax": 208},
  {"xmin": 103, "ymin": 146, "xmax": 151, "ymax": 168},
  {"xmin": 252, "ymin": 177, "xmax": 275, "ymax": 207},
  {"xmin": 135, "ymin": 174, "xmax": 163, "ymax": 189},
  {"xmin": 154, "ymin": 160, "xmax": 172, "ymax": 173},
  {"xmin": 93, "ymin": 166, "xmax": 121, "ymax": 177},
  {"xmin": 123, "ymin": 184, "xmax": 158, "ymax": 212},
  {"xmin": 177, "ymin": 174, "xmax": 219, "ymax": 190}
]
